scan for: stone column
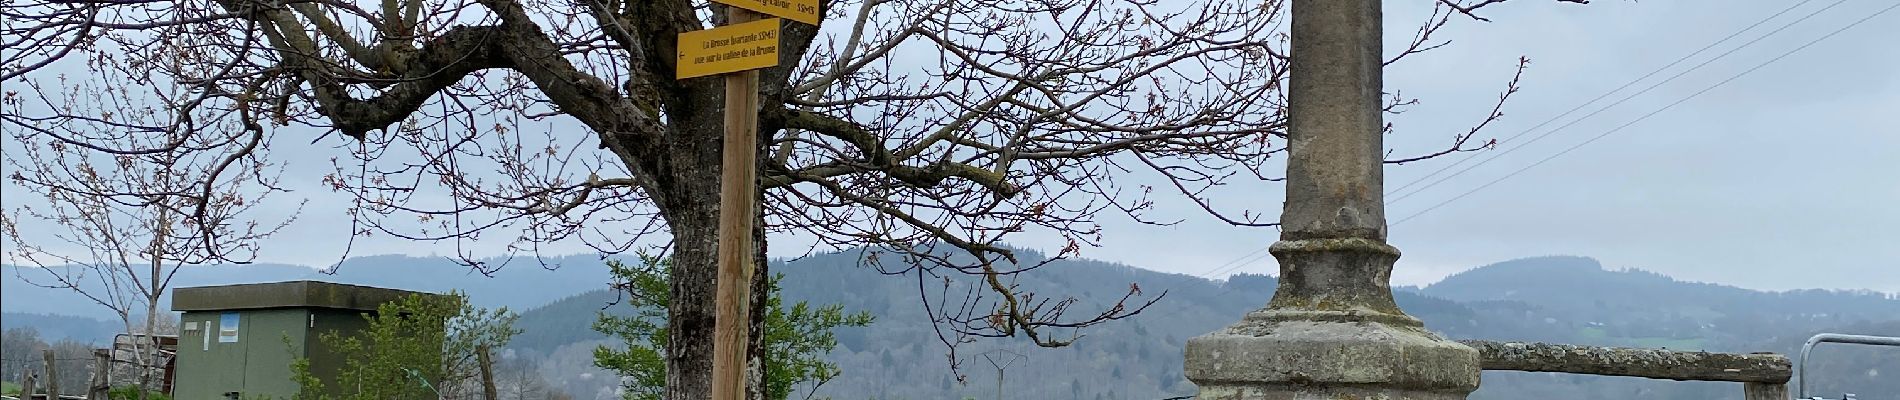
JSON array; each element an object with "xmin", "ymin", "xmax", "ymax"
[{"xmin": 1182, "ymin": 1, "xmax": 1482, "ymax": 399}]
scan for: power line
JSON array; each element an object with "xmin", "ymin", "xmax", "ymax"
[
  {"xmin": 1391, "ymin": 0, "xmax": 1900, "ymax": 227},
  {"xmin": 1137, "ymin": 239, "xmax": 1274, "ymax": 303},
  {"xmin": 1195, "ymin": 250, "xmax": 1278, "ymax": 298},
  {"xmin": 1184, "ymin": 244, "xmax": 1272, "ymax": 282},
  {"xmin": 1386, "ymin": 0, "xmax": 1825, "ymax": 200},
  {"xmin": 1386, "ymin": 0, "xmax": 1846, "ymax": 206},
  {"xmin": 1167, "ymin": 0, "xmax": 1880, "ymax": 286}
]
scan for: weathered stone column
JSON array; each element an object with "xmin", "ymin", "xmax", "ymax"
[{"xmin": 1182, "ymin": 1, "xmax": 1482, "ymax": 399}]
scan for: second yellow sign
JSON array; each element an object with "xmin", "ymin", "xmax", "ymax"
[{"xmin": 676, "ymin": 18, "xmax": 782, "ymax": 80}]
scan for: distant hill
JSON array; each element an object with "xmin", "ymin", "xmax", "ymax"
[
  {"xmin": 2, "ymin": 254, "xmax": 616, "ymax": 320},
  {"xmin": 6, "ymin": 252, "xmax": 1896, "ymax": 400},
  {"xmin": 0, "ymin": 313, "xmax": 118, "ymax": 345},
  {"xmin": 508, "ymin": 252, "xmax": 1900, "ymax": 400},
  {"xmin": 1420, "ymin": 256, "xmax": 1900, "ymax": 399},
  {"xmin": 1423, "ymin": 256, "xmax": 1900, "ymax": 350},
  {"xmin": 1427, "ymin": 256, "xmax": 1900, "ymax": 322}
]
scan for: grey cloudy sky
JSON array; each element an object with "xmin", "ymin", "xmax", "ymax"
[
  {"xmin": 18, "ymin": 0, "xmax": 1888, "ymax": 294},
  {"xmin": 1005, "ymin": 0, "xmax": 1900, "ymax": 293}
]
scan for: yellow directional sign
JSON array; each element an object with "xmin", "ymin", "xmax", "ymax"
[
  {"xmin": 711, "ymin": 0, "xmax": 819, "ymax": 26},
  {"xmin": 676, "ymin": 18, "xmax": 782, "ymax": 80}
]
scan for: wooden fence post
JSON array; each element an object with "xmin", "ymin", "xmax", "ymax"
[
  {"xmin": 1744, "ymin": 382, "xmax": 1787, "ymax": 400},
  {"xmin": 20, "ymin": 373, "xmax": 36, "ymax": 400},
  {"xmin": 42, "ymin": 349, "xmax": 59, "ymax": 399},
  {"xmin": 88, "ymin": 349, "xmax": 111, "ymax": 400},
  {"xmin": 477, "ymin": 344, "xmax": 498, "ymax": 400}
]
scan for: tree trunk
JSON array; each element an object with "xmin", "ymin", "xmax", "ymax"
[
  {"xmin": 141, "ymin": 295, "xmax": 159, "ymax": 400},
  {"xmin": 478, "ymin": 345, "xmax": 499, "ymax": 400},
  {"xmin": 656, "ymin": 117, "xmax": 769, "ymax": 400},
  {"xmin": 747, "ymin": 164, "xmax": 769, "ymax": 400},
  {"xmin": 662, "ymin": 171, "xmax": 719, "ymax": 400},
  {"xmin": 144, "ymin": 244, "xmax": 164, "ymax": 400}
]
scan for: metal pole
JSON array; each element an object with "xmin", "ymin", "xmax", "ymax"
[
  {"xmin": 1797, "ymin": 333, "xmax": 1900, "ymax": 398},
  {"xmin": 995, "ymin": 368, "xmax": 1003, "ymax": 400},
  {"xmin": 980, "ymin": 349, "xmax": 1023, "ymax": 400}
]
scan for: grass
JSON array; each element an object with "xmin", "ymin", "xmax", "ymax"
[
  {"xmin": 2, "ymin": 381, "xmax": 19, "ymax": 396},
  {"xmin": 1627, "ymin": 336, "xmax": 1707, "ymax": 351},
  {"xmin": 1578, "ymin": 326, "xmax": 1609, "ymax": 340},
  {"xmin": 108, "ymin": 385, "xmax": 173, "ymax": 400},
  {"xmin": 1575, "ymin": 326, "xmax": 1707, "ymax": 350}
]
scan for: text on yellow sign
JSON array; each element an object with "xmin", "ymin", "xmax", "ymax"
[{"xmin": 676, "ymin": 18, "xmax": 782, "ymax": 79}]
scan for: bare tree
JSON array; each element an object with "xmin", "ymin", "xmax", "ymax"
[
  {"xmin": 492, "ymin": 357, "xmax": 565, "ymax": 400},
  {"xmin": 1, "ymin": 328, "xmax": 47, "ymax": 383},
  {"xmin": 0, "ymin": 28, "xmax": 298, "ymax": 395},
  {"xmin": 1, "ymin": 0, "xmax": 1570, "ymax": 398},
  {"xmin": 0, "ymin": 334, "xmax": 93, "ymax": 397}
]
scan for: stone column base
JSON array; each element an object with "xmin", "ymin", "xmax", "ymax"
[{"xmin": 1184, "ymin": 318, "xmax": 1480, "ymax": 400}]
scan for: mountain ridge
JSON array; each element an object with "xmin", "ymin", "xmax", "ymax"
[
  {"xmin": 503, "ymin": 252, "xmax": 1899, "ymax": 400},
  {"xmin": 6, "ymin": 252, "xmax": 1897, "ymax": 399}
]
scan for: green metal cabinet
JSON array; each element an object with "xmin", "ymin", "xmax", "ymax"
[{"xmin": 171, "ymin": 281, "xmax": 425, "ymax": 400}]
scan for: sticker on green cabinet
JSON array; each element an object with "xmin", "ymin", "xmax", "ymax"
[{"xmin": 219, "ymin": 312, "xmax": 239, "ymax": 343}]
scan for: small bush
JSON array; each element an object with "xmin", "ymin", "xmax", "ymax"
[{"xmin": 108, "ymin": 385, "xmax": 172, "ymax": 400}]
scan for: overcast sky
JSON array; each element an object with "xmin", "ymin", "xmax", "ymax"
[
  {"xmin": 281, "ymin": 0, "xmax": 1900, "ymax": 293},
  {"xmin": 1058, "ymin": 0, "xmax": 1900, "ymax": 293},
  {"xmin": 8, "ymin": 0, "xmax": 1892, "ymax": 294},
  {"xmin": 979, "ymin": 0, "xmax": 1900, "ymax": 293}
]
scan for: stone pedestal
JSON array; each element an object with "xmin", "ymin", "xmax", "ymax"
[
  {"xmin": 1184, "ymin": 240, "xmax": 1479, "ymax": 400},
  {"xmin": 1181, "ymin": 0, "xmax": 1481, "ymax": 397}
]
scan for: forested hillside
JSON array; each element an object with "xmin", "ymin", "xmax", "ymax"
[
  {"xmin": 7, "ymin": 251, "xmax": 1895, "ymax": 399},
  {"xmin": 508, "ymin": 253, "xmax": 1900, "ymax": 400}
]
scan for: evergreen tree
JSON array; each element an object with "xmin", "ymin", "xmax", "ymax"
[
  {"xmin": 291, "ymin": 291, "xmax": 519, "ymax": 400},
  {"xmin": 594, "ymin": 256, "xmax": 872, "ymax": 400}
]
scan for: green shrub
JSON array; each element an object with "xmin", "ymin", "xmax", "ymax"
[{"xmin": 107, "ymin": 385, "xmax": 173, "ymax": 400}]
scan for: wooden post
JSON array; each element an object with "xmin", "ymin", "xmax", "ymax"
[
  {"xmin": 712, "ymin": 6, "xmax": 764, "ymax": 400},
  {"xmin": 478, "ymin": 344, "xmax": 498, "ymax": 400},
  {"xmin": 20, "ymin": 373, "xmax": 36, "ymax": 400},
  {"xmin": 161, "ymin": 355, "xmax": 175, "ymax": 396},
  {"xmin": 88, "ymin": 349, "xmax": 110, "ymax": 400},
  {"xmin": 42, "ymin": 349, "xmax": 59, "ymax": 399},
  {"xmin": 1744, "ymin": 382, "xmax": 1788, "ymax": 400}
]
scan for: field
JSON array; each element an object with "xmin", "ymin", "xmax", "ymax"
[{"xmin": 1578, "ymin": 327, "xmax": 1708, "ymax": 351}]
